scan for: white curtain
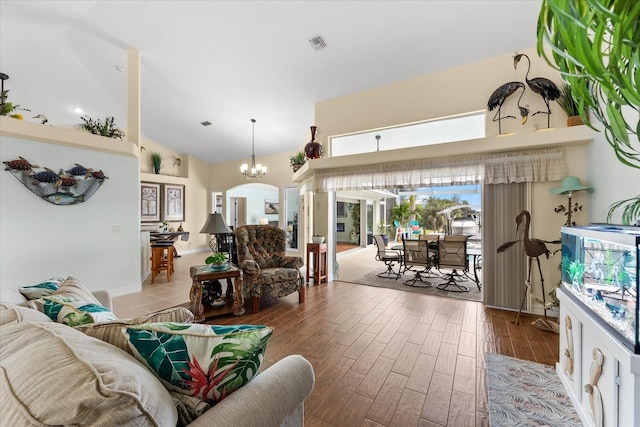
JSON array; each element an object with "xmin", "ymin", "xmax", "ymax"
[
  {"xmin": 314, "ymin": 148, "xmax": 565, "ymax": 192},
  {"xmin": 483, "ymin": 149, "xmax": 565, "ymax": 184}
]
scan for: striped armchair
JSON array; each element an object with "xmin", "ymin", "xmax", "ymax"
[{"xmin": 234, "ymin": 225, "xmax": 305, "ymax": 313}]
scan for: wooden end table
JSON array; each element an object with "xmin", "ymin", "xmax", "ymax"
[
  {"xmin": 306, "ymin": 243, "xmax": 327, "ymax": 285},
  {"xmin": 189, "ymin": 264, "xmax": 245, "ymax": 322}
]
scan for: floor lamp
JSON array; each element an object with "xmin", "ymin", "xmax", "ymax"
[{"xmin": 200, "ymin": 213, "xmax": 232, "ymax": 257}]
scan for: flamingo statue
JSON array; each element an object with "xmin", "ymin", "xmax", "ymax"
[
  {"xmin": 497, "ymin": 210, "xmax": 561, "ymax": 329},
  {"xmin": 513, "ymin": 53, "xmax": 561, "ymax": 129},
  {"xmin": 487, "ymin": 81, "xmax": 529, "ymax": 134}
]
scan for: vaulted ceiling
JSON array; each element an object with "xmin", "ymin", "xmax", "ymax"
[{"xmin": 0, "ymin": 0, "xmax": 543, "ymax": 164}]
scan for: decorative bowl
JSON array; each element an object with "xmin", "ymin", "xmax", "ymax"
[
  {"xmin": 207, "ymin": 263, "xmax": 229, "ymax": 271},
  {"xmin": 312, "ymin": 236, "xmax": 325, "ymax": 244},
  {"xmin": 211, "ymin": 298, "xmax": 226, "ymax": 308}
]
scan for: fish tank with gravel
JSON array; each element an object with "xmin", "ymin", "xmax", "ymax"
[{"xmin": 561, "ymin": 225, "xmax": 639, "ymax": 354}]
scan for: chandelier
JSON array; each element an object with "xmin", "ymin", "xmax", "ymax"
[{"xmin": 240, "ymin": 118, "xmax": 267, "ymax": 179}]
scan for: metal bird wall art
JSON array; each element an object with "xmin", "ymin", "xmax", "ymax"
[
  {"xmin": 513, "ymin": 53, "xmax": 561, "ymax": 129},
  {"xmin": 497, "ymin": 210, "xmax": 561, "ymax": 331},
  {"xmin": 487, "ymin": 81, "xmax": 529, "ymax": 134}
]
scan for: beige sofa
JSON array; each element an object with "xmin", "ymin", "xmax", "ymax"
[{"xmin": 0, "ymin": 287, "xmax": 315, "ymax": 427}]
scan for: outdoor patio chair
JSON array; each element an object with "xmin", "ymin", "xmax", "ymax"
[
  {"xmin": 402, "ymin": 238, "xmax": 436, "ymax": 287},
  {"xmin": 436, "ymin": 235, "xmax": 472, "ymax": 292},
  {"xmin": 393, "ymin": 221, "xmax": 408, "ymax": 242},
  {"xmin": 409, "ymin": 220, "xmax": 422, "ymax": 238},
  {"xmin": 373, "ymin": 234, "xmax": 402, "ymax": 279}
]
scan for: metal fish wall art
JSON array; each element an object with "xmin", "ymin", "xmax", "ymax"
[{"xmin": 3, "ymin": 156, "xmax": 108, "ymax": 205}]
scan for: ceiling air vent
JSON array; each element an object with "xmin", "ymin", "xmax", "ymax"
[
  {"xmin": 200, "ymin": 121, "xmax": 212, "ymax": 127},
  {"xmin": 308, "ymin": 35, "xmax": 327, "ymax": 51}
]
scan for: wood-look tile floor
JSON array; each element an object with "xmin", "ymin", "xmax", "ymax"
[{"xmin": 113, "ymin": 252, "xmax": 560, "ymax": 427}]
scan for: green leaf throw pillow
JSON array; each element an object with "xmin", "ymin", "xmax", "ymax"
[
  {"xmin": 42, "ymin": 295, "xmax": 117, "ymax": 326},
  {"xmin": 19, "ymin": 279, "xmax": 63, "ymax": 300},
  {"xmin": 123, "ymin": 323, "xmax": 272, "ymax": 404}
]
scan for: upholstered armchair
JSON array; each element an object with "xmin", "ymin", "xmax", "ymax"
[{"xmin": 234, "ymin": 225, "xmax": 305, "ymax": 313}]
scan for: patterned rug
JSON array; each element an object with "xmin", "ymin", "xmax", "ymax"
[
  {"xmin": 349, "ymin": 267, "xmax": 482, "ymax": 302},
  {"xmin": 487, "ymin": 353, "xmax": 581, "ymax": 426}
]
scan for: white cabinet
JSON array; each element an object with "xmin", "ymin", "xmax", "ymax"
[{"xmin": 557, "ymin": 288, "xmax": 640, "ymax": 427}]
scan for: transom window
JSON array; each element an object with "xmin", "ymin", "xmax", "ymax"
[{"xmin": 330, "ymin": 112, "xmax": 485, "ymax": 157}]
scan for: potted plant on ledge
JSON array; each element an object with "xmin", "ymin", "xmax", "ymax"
[
  {"xmin": 151, "ymin": 153, "xmax": 163, "ymax": 174},
  {"xmin": 290, "ymin": 151, "xmax": 306, "ymax": 172},
  {"xmin": 556, "ymin": 83, "xmax": 584, "ymax": 127},
  {"xmin": 78, "ymin": 115, "xmax": 125, "ymax": 139}
]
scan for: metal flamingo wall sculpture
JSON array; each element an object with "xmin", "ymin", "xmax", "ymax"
[
  {"xmin": 513, "ymin": 53, "xmax": 561, "ymax": 129},
  {"xmin": 487, "ymin": 81, "xmax": 529, "ymax": 135},
  {"xmin": 497, "ymin": 210, "xmax": 561, "ymax": 330}
]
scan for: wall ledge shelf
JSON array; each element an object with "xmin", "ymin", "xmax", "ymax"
[
  {"xmin": 293, "ymin": 125, "xmax": 595, "ymax": 183},
  {"xmin": 139, "ymin": 172, "xmax": 188, "ymax": 184},
  {"xmin": 0, "ymin": 116, "xmax": 138, "ymax": 158}
]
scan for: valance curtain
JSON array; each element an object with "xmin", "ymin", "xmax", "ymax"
[{"xmin": 313, "ymin": 149, "xmax": 565, "ymax": 192}]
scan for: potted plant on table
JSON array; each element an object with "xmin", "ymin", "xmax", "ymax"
[{"xmin": 205, "ymin": 252, "xmax": 228, "ymax": 271}]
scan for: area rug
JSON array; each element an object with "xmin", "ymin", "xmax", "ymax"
[
  {"xmin": 487, "ymin": 353, "xmax": 581, "ymax": 426},
  {"xmin": 348, "ymin": 267, "xmax": 482, "ymax": 302}
]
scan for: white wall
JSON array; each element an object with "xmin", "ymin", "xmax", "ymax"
[
  {"xmin": 586, "ymin": 107, "xmax": 640, "ymax": 224},
  {"xmin": 0, "ymin": 134, "xmax": 140, "ymax": 295}
]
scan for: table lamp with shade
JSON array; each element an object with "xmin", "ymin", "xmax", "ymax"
[
  {"xmin": 549, "ymin": 176, "xmax": 594, "ymax": 226},
  {"xmin": 258, "ymin": 218, "xmax": 269, "ymax": 225},
  {"xmin": 200, "ymin": 213, "xmax": 232, "ymax": 256}
]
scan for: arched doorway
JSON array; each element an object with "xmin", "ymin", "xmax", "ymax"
[{"xmin": 226, "ymin": 182, "xmax": 279, "ymax": 229}]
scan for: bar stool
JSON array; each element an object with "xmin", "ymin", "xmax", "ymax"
[{"xmin": 151, "ymin": 240, "xmax": 175, "ymax": 283}]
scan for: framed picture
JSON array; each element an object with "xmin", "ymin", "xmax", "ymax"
[
  {"xmin": 264, "ymin": 200, "xmax": 279, "ymax": 215},
  {"xmin": 163, "ymin": 183, "xmax": 185, "ymax": 222},
  {"xmin": 141, "ymin": 182, "xmax": 161, "ymax": 222},
  {"xmin": 337, "ymin": 201, "xmax": 346, "ymax": 217}
]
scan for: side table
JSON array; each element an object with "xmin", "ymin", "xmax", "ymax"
[
  {"xmin": 306, "ymin": 243, "xmax": 327, "ymax": 285},
  {"xmin": 188, "ymin": 264, "xmax": 245, "ymax": 322}
]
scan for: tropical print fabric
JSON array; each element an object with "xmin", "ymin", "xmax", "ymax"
[
  {"xmin": 123, "ymin": 322, "xmax": 272, "ymax": 404},
  {"xmin": 42, "ymin": 295, "xmax": 117, "ymax": 326},
  {"xmin": 19, "ymin": 279, "xmax": 63, "ymax": 300},
  {"xmin": 169, "ymin": 391, "xmax": 211, "ymax": 427},
  {"xmin": 234, "ymin": 225, "xmax": 303, "ymax": 298},
  {"xmin": 487, "ymin": 353, "xmax": 581, "ymax": 426}
]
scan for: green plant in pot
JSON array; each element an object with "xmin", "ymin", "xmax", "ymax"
[
  {"xmin": 537, "ymin": 0, "xmax": 639, "ymax": 224},
  {"xmin": 205, "ymin": 252, "xmax": 227, "ymax": 270},
  {"xmin": 78, "ymin": 115, "xmax": 125, "ymax": 139},
  {"xmin": 377, "ymin": 223, "xmax": 389, "ymax": 246},
  {"xmin": 151, "ymin": 152, "xmax": 163, "ymax": 174},
  {"xmin": 290, "ymin": 151, "xmax": 306, "ymax": 172},
  {"xmin": 556, "ymin": 83, "xmax": 583, "ymax": 127},
  {"xmin": 0, "ymin": 89, "xmax": 30, "ymax": 119}
]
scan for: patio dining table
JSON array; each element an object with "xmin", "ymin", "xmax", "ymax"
[{"xmin": 392, "ymin": 239, "xmax": 482, "ymax": 289}]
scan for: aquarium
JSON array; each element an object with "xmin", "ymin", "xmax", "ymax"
[{"xmin": 561, "ymin": 225, "xmax": 640, "ymax": 354}]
